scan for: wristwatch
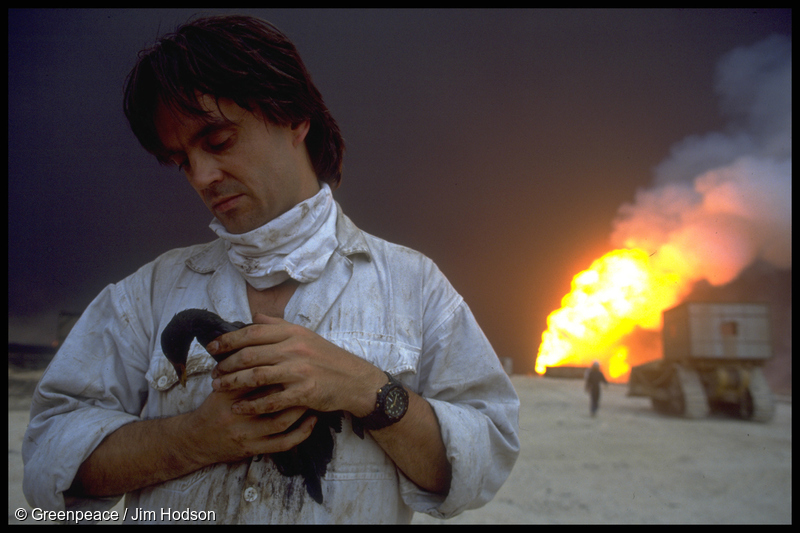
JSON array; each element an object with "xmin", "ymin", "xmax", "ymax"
[{"xmin": 352, "ymin": 371, "xmax": 409, "ymax": 439}]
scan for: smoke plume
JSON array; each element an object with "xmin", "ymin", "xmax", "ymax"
[{"xmin": 610, "ymin": 35, "xmax": 792, "ymax": 294}]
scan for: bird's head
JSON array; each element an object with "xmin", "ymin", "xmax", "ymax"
[
  {"xmin": 161, "ymin": 322, "xmax": 194, "ymax": 387},
  {"xmin": 160, "ymin": 309, "xmax": 245, "ymax": 387}
]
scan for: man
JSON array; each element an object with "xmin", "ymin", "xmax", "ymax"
[
  {"xmin": 23, "ymin": 15, "xmax": 519, "ymax": 523},
  {"xmin": 585, "ymin": 361, "xmax": 608, "ymax": 416}
]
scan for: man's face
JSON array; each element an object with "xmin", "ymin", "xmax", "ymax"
[{"xmin": 154, "ymin": 95, "xmax": 320, "ymax": 234}]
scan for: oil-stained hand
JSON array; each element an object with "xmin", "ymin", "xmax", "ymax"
[{"xmin": 209, "ymin": 313, "xmax": 387, "ymax": 419}]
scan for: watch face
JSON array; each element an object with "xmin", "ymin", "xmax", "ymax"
[{"xmin": 384, "ymin": 388, "xmax": 408, "ymax": 419}]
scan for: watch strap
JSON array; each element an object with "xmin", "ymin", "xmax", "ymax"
[{"xmin": 352, "ymin": 371, "xmax": 408, "ymax": 439}]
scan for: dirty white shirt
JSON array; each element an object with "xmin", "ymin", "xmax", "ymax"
[{"xmin": 23, "ymin": 210, "xmax": 520, "ymax": 524}]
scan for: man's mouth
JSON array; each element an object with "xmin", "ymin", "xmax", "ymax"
[{"xmin": 211, "ymin": 194, "xmax": 244, "ymax": 213}]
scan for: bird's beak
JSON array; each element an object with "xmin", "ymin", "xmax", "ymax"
[{"xmin": 172, "ymin": 363, "xmax": 187, "ymax": 387}]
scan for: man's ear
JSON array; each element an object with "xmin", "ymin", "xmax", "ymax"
[{"xmin": 291, "ymin": 120, "xmax": 311, "ymax": 147}]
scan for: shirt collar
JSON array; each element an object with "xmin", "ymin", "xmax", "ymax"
[{"xmin": 185, "ymin": 204, "xmax": 371, "ymax": 275}]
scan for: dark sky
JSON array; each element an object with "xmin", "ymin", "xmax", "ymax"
[{"xmin": 8, "ymin": 8, "xmax": 792, "ymax": 373}]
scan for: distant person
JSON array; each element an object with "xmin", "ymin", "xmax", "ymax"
[
  {"xmin": 22, "ymin": 14, "xmax": 519, "ymax": 524},
  {"xmin": 585, "ymin": 361, "xmax": 608, "ymax": 416}
]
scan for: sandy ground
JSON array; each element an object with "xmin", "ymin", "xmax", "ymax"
[{"xmin": 8, "ymin": 369, "xmax": 792, "ymax": 524}]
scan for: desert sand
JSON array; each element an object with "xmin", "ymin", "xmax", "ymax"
[{"xmin": 8, "ymin": 369, "xmax": 791, "ymax": 524}]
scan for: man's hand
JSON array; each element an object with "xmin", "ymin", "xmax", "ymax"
[
  {"xmin": 208, "ymin": 313, "xmax": 387, "ymax": 418},
  {"xmin": 72, "ymin": 386, "xmax": 317, "ymax": 498},
  {"xmin": 182, "ymin": 386, "xmax": 317, "ymax": 466}
]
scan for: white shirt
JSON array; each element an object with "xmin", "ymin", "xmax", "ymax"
[{"xmin": 23, "ymin": 209, "xmax": 520, "ymax": 524}]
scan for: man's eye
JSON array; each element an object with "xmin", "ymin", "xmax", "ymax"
[
  {"xmin": 170, "ymin": 158, "xmax": 188, "ymax": 172},
  {"xmin": 208, "ymin": 134, "xmax": 233, "ymax": 152}
]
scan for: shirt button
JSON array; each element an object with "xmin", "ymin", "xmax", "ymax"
[
  {"xmin": 157, "ymin": 375, "xmax": 168, "ymax": 388},
  {"xmin": 243, "ymin": 487, "xmax": 258, "ymax": 502}
]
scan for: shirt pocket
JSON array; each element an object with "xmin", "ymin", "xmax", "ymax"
[
  {"xmin": 327, "ymin": 333, "xmax": 421, "ymax": 384},
  {"xmin": 144, "ymin": 340, "xmax": 216, "ymax": 416}
]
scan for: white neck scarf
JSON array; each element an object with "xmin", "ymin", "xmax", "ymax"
[{"xmin": 209, "ymin": 182, "xmax": 338, "ymax": 290}]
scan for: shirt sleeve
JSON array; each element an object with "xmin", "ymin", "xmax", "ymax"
[
  {"xmin": 399, "ymin": 296, "xmax": 521, "ymax": 518},
  {"xmin": 22, "ymin": 276, "xmax": 154, "ymax": 512}
]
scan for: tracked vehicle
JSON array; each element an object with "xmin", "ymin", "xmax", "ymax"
[{"xmin": 628, "ymin": 302, "xmax": 775, "ymax": 421}]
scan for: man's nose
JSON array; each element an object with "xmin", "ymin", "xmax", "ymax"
[{"xmin": 186, "ymin": 152, "xmax": 223, "ymax": 189}]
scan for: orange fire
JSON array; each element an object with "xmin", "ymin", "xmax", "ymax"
[{"xmin": 535, "ymin": 248, "xmax": 686, "ymax": 382}]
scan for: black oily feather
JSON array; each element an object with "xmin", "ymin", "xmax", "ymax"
[
  {"xmin": 160, "ymin": 308, "xmax": 343, "ymax": 504},
  {"xmin": 161, "ymin": 309, "xmax": 245, "ymax": 367}
]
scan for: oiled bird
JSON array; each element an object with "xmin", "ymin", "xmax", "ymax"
[{"xmin": 160, "ymin": 308, "xmax": 343, "ymax": 504}]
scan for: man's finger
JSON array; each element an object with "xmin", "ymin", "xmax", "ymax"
[
  {"xmin": 260, "ymin": 414, "xmax": 317, "ymax": 453},
  {"xmin": 252, "ymin": 312, "xmax": 285, "ymax": 325},
  {"xmin": 208, "ymin": 322, "xmax": 287, "ymax": 356}
]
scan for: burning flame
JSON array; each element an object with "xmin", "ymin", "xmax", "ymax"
[
  {"xmin": 535, "ymin": 36, "xmax": 791, "ymax": 382},
  {"xmin": 535, "ymin": 248, "xmax": 684, "ymax": 381}
]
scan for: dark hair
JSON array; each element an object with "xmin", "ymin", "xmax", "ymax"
[{"xmin": 123, "ymin": 14, "xmax": 344, "ymax": 188}]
